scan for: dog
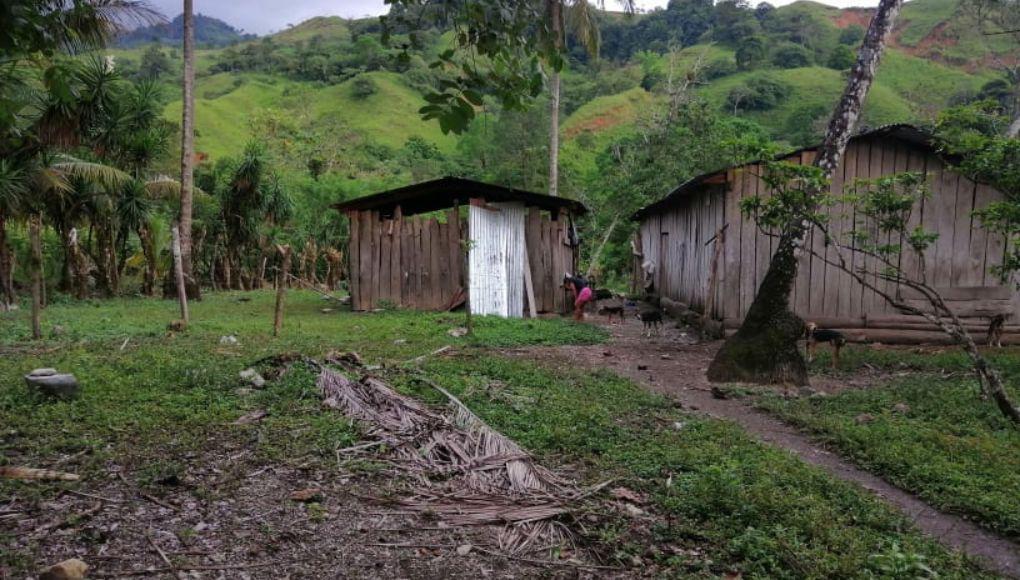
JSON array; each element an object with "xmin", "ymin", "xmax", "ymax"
[
  {"xmin": 987, "ymin": 313, "xmax": 1007, "ymax": 348},
  {"xmin": 637, "ymin": 309, "xmax": 663, "ymax": 337},
  {"xmin": 597, "ymin": 301, "xmax": 625, "ymax": 324},
  {"xmin": 805, "ymin": 322, "xmax": 846, "ymax": 369}
]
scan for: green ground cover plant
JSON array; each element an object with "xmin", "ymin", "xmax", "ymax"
[{"xmin": 757, "ymin": 346, "xmax": 1020, "ymax": 539}]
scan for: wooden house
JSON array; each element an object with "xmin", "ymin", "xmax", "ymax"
[
  {"xmin": 334, "ymin": 177, "xmax": 585, "ymax": 316},
  {"xmin": 632, "ymin": 125, "xmax": 1020, "ymax": 343}
]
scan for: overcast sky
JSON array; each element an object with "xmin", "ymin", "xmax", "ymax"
[{"xmin": 146, "ymin": 0, "xmax": 882, "ymax": 35}]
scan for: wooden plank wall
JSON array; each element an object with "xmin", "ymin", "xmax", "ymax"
[
  {"xmin": 347, "ymin": 208, "xmax": 463, "ymax": 311},
  {"xmin": 641, "ymin": 137, "xmax": 1013, "ymax": 332},
  {"xmin": 349, "ymin": 207, "xmax": 576, "ymax": 313},
  {"xmin": 525, "ymin": 208, "xmax": 574, "ymax": 314}
]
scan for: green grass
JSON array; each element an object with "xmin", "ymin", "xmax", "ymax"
[
  {"xmin": 698, "ymin": 66, "xmax": 916, "ymax": 146},
  {"xmin": 877, "ymin": 50, "xmax": 994, "ymax": 110},
  {"xmin": 163, "ymin": 73, "xmax": 295, "ymax": 159},
  {"xmin": 755, "ymin": 346, "xmax": 1020, "ymax": 539},
  {"xmin": 311, "ymin": 71, "xmax": 458, "ymax": 153},
  {"xmin": 161, "ymin": 70, "xmax": 456, "ymax": 161},
  {"xmin": 897, "ymin": 0, "xmax": 960, "ymax": 47},
  {"xmin": 398, "ymin": 355, "xmax": 986, "ymax": 577},
  {"xmin": 0, "ymin": 292, "xmax": 991, "ymax": 576}
]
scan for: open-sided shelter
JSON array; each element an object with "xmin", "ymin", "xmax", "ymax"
[
  {"xmin": 334, "ymin": 177, "xmax": 585, "ymax": 317},
  {"xmin": 632, "ymin": 125, "xmax": 1020, "ymax": 343}
]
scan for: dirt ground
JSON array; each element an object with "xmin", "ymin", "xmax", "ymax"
[
  {"xmin": 6, "ymin": 439, "xmax": 627, "ymax": 578},
  {"xmin": 503, "ymin": 312, "xmax": 1020, "ymax": 578}
]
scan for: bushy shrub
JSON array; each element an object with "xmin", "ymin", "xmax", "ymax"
[
  {"xmin": 827, "ymin": 45, "xmax": 856, "ymax": 70},
  {"xmin": 704, "ymin": 57, "xmax": 738, "ymax": 80},
  {"xmin": 350, "ymin": 75, "xmax": 377, "ymax": 99},
  {"xmin": 726, "ymin": 74, "xmax": 789, "ymax": 112},
  {"xmin": 771, "ymin": 43, "xmax": 812, "ymax": 69}
]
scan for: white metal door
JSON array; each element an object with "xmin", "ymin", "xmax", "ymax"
[{"xmin": 468, "ymin": 202, "xmax": 526, "ymax": 317}]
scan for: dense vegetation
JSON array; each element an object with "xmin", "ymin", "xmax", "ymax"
[{"xmin": 3, "ymin": 0, "xmax": 1019, "ymax": 300}]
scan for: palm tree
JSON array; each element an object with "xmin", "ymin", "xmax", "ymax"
[
  {"xmin": 0, "ymin": 160, "xmax": 27, "ymax": 310},
  {"xmin": 177, "ymin": 0, "xmax": 201, "ymax": 299},
  {"xmin": 545, "ymin": 0, "xmax": 632, "ymax": 197}
]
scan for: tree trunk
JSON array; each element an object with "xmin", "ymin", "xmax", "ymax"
[
  {"xmin": 177, "ymin": 0, "xmax": 201, "ymax": 300},
  {"xmin": 67, "ymin": 228, "xmax": 88, "ymax": 300},
  {"xmin": 0, "ymin": 212, "xmax": 15, "ymax": 309},
  {"xmin": 707, "ymin": 0, "xmax": 904, "ymax": 385},
  {"xmin": 29, "ymin": 214, "xmax": 42, "ymax": 339},
  {"xmin": 586, "ymin": 214, "xmax": 620, "ymax": 279},
  {"xmin": 138, "ymin": 224, "xmax": 157, "ymax": 296},
  {"xmin": 273, "ymin": 245, "xmax": 292, "ymax": 336},
  {"xmin": 171, "ymin": 223, "xmax": 189, "ymax": 328},
  {"xmin": 547, "ymin": 0, "xmax": 563, "ymax": 197}
]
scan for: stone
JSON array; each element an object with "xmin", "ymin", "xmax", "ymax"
[
  {"xmin": 39, "ymin": 559, "xmax": 88, "ymax": 580},
  {"xmin": 321, "ymin": 308, "xmax": 334, "ymax": 314},
  {"xmin": 25, "ymin": 370, "xmax": 79, "ymax": 399},
  {"xmin": 673, "ymin": 421, "xmax": 686, "ymax": 431},
  {"xmin": 456, "ymin": 544, "xmax": 473, "ymax": 556},
  {"xmin": 854, "ymin": 413, "xmax": 875, "ymax": 425},
  {"xmin": 892, "ymin": 403, "xmax": 911, "ymax": 414},
  {"xmin": 798, "ymin": 386, "xmax": 817, "ymax": 398},
  {"xmin": 219, "ymin": 335, "xmax": 239, "ymax": 345},
  {"xmin": 239, "ymin": 368, "xmax": 267, "ymax": 388},
  {"xmin": 50, "ymin": 325, "xmax": 66, "ymax": 337},
  {"xmin": 393, "ymin": 339, "xmax": 407, "ymax": 345},
  {"xmin": 448, "ymin": 327, "xmax": 469, "ymax": 337}
]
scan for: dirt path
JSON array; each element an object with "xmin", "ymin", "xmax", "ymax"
[{"xmin": 507, "ymin": 316, "xmax": 1020, "ymax": 578}]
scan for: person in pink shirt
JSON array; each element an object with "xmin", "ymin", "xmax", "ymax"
[{"xmin": 563, "ymin": 274, "xmax": 592, "ymax": 321}]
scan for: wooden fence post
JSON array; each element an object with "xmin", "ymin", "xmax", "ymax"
[
  {"xmin": 29, "ymin": 213, "xmax": 42, "ymax": 340},
  {"xmin": 171, "ymin": 223, "xmax": 189, "ymax": 328},
  {"xmin": 274, "ymin": 244, "xmax": 292, "ymax": 336}
]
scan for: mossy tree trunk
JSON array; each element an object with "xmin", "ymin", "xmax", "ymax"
[
  {"xmin": 0, "ymin": 212, "xmax": 15, "ymax": 308},
  {"xmin": 707, "ymin": 0, "xmax": 904, "ymax": 385}
]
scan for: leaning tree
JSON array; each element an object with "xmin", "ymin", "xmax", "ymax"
[{"xmin": 707, "ymin": 0, "xmax": 905, "ymax": 386}]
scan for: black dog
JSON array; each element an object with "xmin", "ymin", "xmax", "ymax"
[
  {"xmin": 987, "ymin": 313, "xmax": 1007, "ymax": 348},
  {"xmin": 637, "ymin": 310, "xmax": 663, "ymax": 337},
  {"xmin": 805, "ymin": 322, "xmax": 846, "ymax": 368},
  {"xmin": 598, "ymin": 301, "xmax": 625, "ymax": 324}
]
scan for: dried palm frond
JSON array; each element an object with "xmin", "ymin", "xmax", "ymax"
[{"xmin": 314, "ymin": 358, "xmax": 597, "ymax": 554}]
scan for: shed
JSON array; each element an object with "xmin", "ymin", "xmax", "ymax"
[
  {"xmin": 632, "ymin": 124, "xmax": 1020, "ymax": 344},
  {"xmin": 334, "ymin": 177, "xmax": 585, "ymax": 316}
]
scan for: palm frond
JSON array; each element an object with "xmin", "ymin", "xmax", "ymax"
[
  {"xmin": 52, "ymin": 155, "xmax": 132, "ymax": 189},
  {"xmin": 566, "ymin": 0, "xmax": 601, "ymax": 58},
  {"xmin": 0, "ymin": 160, "xmax": 29, "ymax": 215}
]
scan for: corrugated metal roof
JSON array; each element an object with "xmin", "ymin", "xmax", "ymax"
[
  {"xmin": 632, "ymin": 124, "xmax": 939, "ymax": 220},
  {"xmin": 333, "ymin": 176, "xmax": 587, "ymax": 217}
]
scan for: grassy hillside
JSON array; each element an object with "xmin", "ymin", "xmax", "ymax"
[
  {"xmin": 120, "ymin": 0, "xmax": 1014, "ymax": 169},
  {"xmin": 161, "ymin": 71, "xmax": 457, "ymax": 160}
]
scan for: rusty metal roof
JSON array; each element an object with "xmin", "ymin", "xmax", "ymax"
[{"xmin": 333, "ymin": 176, "xmax": 587, "ymax": 217}]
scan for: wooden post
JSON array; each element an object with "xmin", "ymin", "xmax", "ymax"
[
  {"xmin": 29, "ymin": 213, "xmax": 42, "ymax": 340},
  {"xmin": 523, "ymin": 245, "xmax": 537, "ymax": 319},
  {"xmin": 273, "ymin": 244, "xmax": 292, "ymax": 336},
  {"xmin": 171, "ymin": 224, "xmax": 189, "ymax": 328},
  {"xmin": 704, "ymin": 224, "xmax": 727, "ymax": 320}
]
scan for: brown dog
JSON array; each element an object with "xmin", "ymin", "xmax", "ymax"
[
  {"xmin": 987, "ymin": 313, "xmax": 1007, "ymax": 348},
  {"xmin": 805, "ymin": 322, "xmax": 847, "ymax": 369}
]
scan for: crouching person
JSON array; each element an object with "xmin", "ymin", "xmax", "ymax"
[{"xmin": 563, "ymin": 274, "xmax": 593, "ymax": 322}]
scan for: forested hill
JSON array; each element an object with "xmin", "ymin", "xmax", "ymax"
[
  {"xmin": 103, "ymin": 0, "xmax": 1018, "ymax": 280},
  {"xmin": 116, "ymin": 13, "xmax": 255, "ymax": 48}
]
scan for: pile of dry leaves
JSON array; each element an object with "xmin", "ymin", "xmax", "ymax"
[{"xmin": 311, "ymin": 352, "xmax": 607, "ymax": 555}]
